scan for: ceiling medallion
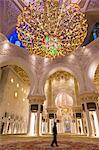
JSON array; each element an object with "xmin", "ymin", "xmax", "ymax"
[{"xmin": 16, "ymin": 0, "xmax": 88, "ymax": 59}]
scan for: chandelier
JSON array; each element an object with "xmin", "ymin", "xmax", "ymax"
[{"xmin": 16, "ymin": 0, "xmax": 88, "ymax": 59}]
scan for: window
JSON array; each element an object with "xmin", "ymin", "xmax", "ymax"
[
  {"xmin": 89, "ymin": 23, "xmax": 99, "ymax": 43},
  {"xmin": 8, "ymin": 30, "xmax": 24, "ymax": 48}
]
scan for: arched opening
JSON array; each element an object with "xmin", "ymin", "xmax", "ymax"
[
  {"xmin": 0, "ymin": 65, "xmax": 31, "ymax": 135},
  {"xmin": 55, "ymin": 92, "xmax": 73, "ymax": 133},
  {"xmin": 42, "ymin": 71, "xmax": 79, "ymax": 135}
]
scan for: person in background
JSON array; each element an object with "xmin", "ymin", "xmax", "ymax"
[{"xmin": 51, "ymin": 122, "xmax": 59, "ymax": 147}]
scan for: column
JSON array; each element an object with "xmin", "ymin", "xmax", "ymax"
[
  {"xmin": 72, "ymin": 113, "xmax": 77, "ymax": 134},
  {"xmin": 71, "ymin": 114, "xmax": 76, "ymax": 134},
  {"xmin": 84, "ymin": 102, "xmax": 92, "ymax": 136},
  {"xmin": 47, "ymin": 113, "xmax": 50, "ymax": 133},
  {"xmin": 81, "ymin": 117, "xmax": 84, "ymax": 134},
  {"xmin": 73, "ymin": 106, "xmax": 84, "ymax": 135},
  {"xmin": 27, "ymin": 104, "xmax": 31, "ymax": 134},
  {"xmin": 75, "ymin": 115, "xmax": 78, "ymax": 134},
  {"xmin": 79, "ymin": 92, "xmax": 99, "ymax": 137},
  {"xmin": 93, "ymin": 102, "xmax": 99, "ymax": 136},
  {"xmin": 28, "ymin": 95, "xmax": 45, "ymax": 136},
  {"xmin": 47, "ymin": 108, "xmax": 57, "ymax": 134},
  {"xmin": 37, "ymin": 104, "xmax": 40, "ymax": 136},
  {"xmin": 96, "ymin": 102, "xmax": 99, "ymax": 128}
]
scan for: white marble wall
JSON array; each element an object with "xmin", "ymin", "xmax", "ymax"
[{"xmin": 0, "ymin": 67, "xmax": 30, "ymax": 134}]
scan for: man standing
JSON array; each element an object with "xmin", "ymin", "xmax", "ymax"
[{"xmin": 51, "ymin": 122, "xmax": 59, "ymax": 147}]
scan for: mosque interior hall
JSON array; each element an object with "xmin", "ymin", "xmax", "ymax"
[{"xmin": 0, "ymin": 0, "xmax": 99, "ymax": 149}]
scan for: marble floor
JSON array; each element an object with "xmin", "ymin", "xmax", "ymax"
[{"xmin": 0, "ymin": 134, "xmax": 99, "ymax": 150}]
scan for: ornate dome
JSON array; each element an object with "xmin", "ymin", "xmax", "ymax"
[{"xmin": 55, "ymin": 92, "xmax": 73, "ymax": 108}]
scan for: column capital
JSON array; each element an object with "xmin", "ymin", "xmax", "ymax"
[
  {"xmin": 79, "ymin": 92, "xmax": 99, "ymax": 103},
  {"xmin": 72, "ymin": 106, "xmax": 83, "ymax": 113},
  {"xmin": 28, "ymin": 95, "xmax": 45, "ymax": 104},
  {"xmin": 47, "ymin": 107, "xmax": 57, "ymax": 113}
]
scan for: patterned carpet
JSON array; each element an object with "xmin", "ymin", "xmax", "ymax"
[{"xmin": 0, "ymin": 140, "xmax": 99, "ymax": 150}]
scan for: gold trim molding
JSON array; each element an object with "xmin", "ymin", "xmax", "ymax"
[
  {"xmin": 79, "ymin": 92, "xmax": 99, "ymax": 103},
  {"xmin": 28, "ymin": 95, "xmax": 45, "ymax": 104},
  {"xmin": 49, "ymin": 71, "xmax": 74, "ymax": 81},
  {"xmin": 47, "ymin": 107, "xmax": 57, "ymax": 113},
  {"xmin": 72, "ymin": 106, "xmax": 83, "ymax": 113}
]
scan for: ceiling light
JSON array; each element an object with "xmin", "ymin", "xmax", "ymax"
[
  {"xmin": 14, "ymin": 92, "xmax": 18, "ymax": 98},
  {"xmin": 17, "ymin": 83, "xmax": 19, "ymax": 88},
  {"xmin": 11, "ymin": 78, "xmax": 14, "ymax": 83},
  {"xmin": 24, "ymin": 90, "xmax": 26, "ymax": 94},
  {"xmin": 21, "ymin": 88, "xmax": 23, "ymax": 91},
  {"xmin": 23, "ymin": 98, "xmax": 25, "ymax": 102},
  {"xmin": 3, "ymin": 42, "xmax": 9, "ymax": 49}
]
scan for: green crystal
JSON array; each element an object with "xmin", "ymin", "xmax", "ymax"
[
  {"xmin": 45, "ymin": 36, "xmax": 49, "ymax": 41},
  {"xmin": 53, "ymin": 49, "xmax": 57, "ymax": 53},
  {"xmin": 50, "ymin": 46, "xmax": 53, "ymax": 50}
]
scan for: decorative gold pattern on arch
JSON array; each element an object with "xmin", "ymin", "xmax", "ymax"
[
  {"xmin": 28, "ymin": 95, "xmax": 45, "ymax": 104},
  {"xmin": 49, "ymin": 71, "xmax": 74, "ymax": 81},
  {"xmin": 47, "ymin": 107, "xmax": 57, "ymax": 113},
  {"xmin": 94, "ymin": 65, "xmax": 99, "ymax": 91},
  {"xmin": 12, "ymin": 65, "xmax": 31, "ymax": 85},
  {"xmin": 79, "ymin": 92, "xmax": 99, "ymax": 103}
]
